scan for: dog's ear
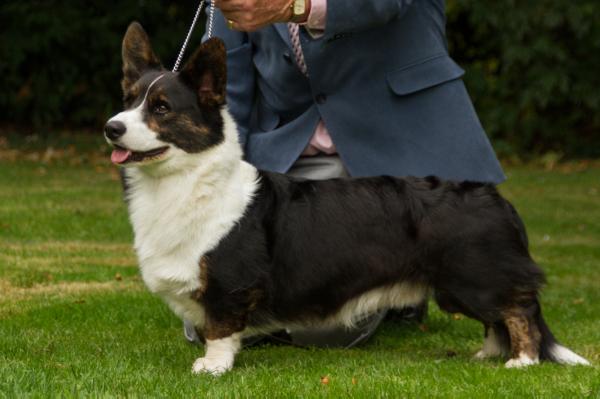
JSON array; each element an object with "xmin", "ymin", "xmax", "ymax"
[
  {"xmin": 121, "ymin": 22, "xmax": 162, "ymax": 93},
  {"xmin": 179, "ymin": 38, "xmax": 227, "ymax": 107}
]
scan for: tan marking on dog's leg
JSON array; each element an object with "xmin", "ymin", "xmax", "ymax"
[
  {"xmin": 503, "ymin": 308, "xmax": 541, "ymax": 368},
  {"xmin": 190, "ymin": 256, "xmax": 210, "ymax": 301},
  {"xmin": 192, "ymin": 314, "xmax": 246, "ymax": 375},
  {"xmin": 185, "ymin": 256, "xmax": 211, "ymax": 344}
]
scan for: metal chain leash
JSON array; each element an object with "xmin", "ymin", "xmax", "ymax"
[
  {"xmin": 172, "ymin": 0, "xmax": 216, "ymax": 72},
  {"xmin": 207, "ymin": 0, "xmax": 216, "ymax": 39}
]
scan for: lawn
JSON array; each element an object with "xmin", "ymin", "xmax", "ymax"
[{"xmin": 1, "ymin": 140, "xmax": 599, "ymax": 398}]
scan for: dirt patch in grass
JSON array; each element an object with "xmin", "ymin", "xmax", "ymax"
[
  {"xmin": 0, "ymin": 241, "xmax": 132, "ymax": 253},
  {"xmin": 2, "ymin": 240, "xmax": 133, "ymax": 261},
  {"xmin": 0, "ymin": 279, "xmax": 145, "ymax": 318},
  {"xmin": 0, "ymin": 253, "xmax": 136, "ymax": 269},
  {"xmin": 0, "ymin": 279, "xmax": 143, "ymax": 300},
  {"xmin": 0, "ymin": 241, "xmax": 138, "ymax": 285}
]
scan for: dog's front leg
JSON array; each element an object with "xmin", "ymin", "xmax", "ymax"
[
  {"xmin": 191, "ymin": 280, "xmax": 253, "ymax": 375},
  {"xmin": 192, "ymin": 331, "xmax": 242, "ymax": 376}
]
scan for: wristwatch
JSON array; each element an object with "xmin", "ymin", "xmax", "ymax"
[{"xmin": 290, "ymin": 0, "xmax": 310, "ymax": 23}]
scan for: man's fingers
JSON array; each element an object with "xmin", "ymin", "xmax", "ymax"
[
  {"xmin": 216, "ymin": 0, "xmax": 290, "ymax": 32},
  {"xmin": 220, "ymin": 11, "xmax": 257, "ymax": 29},
  {"xmin": 224, "ymin": 16, "xmax": 261, "ymax": 32}
]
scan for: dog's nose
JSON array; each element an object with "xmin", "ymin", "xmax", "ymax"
[{"xmin": 104, "ymin": 121, "xmax": 127, "ymax": 140}]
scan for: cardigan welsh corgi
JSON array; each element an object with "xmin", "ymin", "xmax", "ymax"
[{"xmin": 104, "ymin": 22, "xmax": 589, "ymax": 375}]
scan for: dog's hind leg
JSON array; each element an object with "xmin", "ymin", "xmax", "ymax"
[
  {"xmin": 474, "ymin": 322, "xmax": 510, "ymax": 360},
  {"xmin": 502, "ymin": 305, "xmax": 542, "ymax": 368}
]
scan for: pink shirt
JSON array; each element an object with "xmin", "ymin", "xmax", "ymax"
[
  {"xmin": 300, "ymin": 0, "xmax": 336, "ymax": 155},
  {"xmin": 306, "ymin": 0, "xmax": 327, "ymax": 33}
]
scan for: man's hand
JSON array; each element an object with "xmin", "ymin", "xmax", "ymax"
[{"xmin": 214, "ymin": 0, "xmax": 295, "ymax": 32}]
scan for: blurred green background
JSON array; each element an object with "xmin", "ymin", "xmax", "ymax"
[{"xmin": 1, "ymin": 0, "xmax": 599, "ymax": 158}]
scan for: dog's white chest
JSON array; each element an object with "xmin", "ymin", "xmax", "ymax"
[
  {"xmin": 128, "ymin": 176, "xmax": 206, "ymax": 294},
  {"xmin": 139, "ymin": 254, "xmax": 201, "ymax": 295},
  {"xmin": 135, "ymin": 216, "xmax": 207, "ymax": 325},
  {"xmin": 141, "ymin": 257, "xmax": 206, "ymax": 326},
  {"xmin": 124, "ymin": 159, "xmax": 258, "ymax": 326}
]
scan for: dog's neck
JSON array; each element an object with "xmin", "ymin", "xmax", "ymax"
[{"xmin": 122, "ymin": 109, "xmax": 258, "ymax": 269}]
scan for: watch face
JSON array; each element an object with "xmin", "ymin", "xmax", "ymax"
[{"xmin": 293, "ymin": 0, "xmax": 306, "ymax": 16}]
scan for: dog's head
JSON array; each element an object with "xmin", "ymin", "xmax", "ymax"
[{"xmin": 104, "ymin": 22, "xmax": 227, "ymax": 170}]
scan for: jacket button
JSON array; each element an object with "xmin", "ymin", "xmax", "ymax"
[{"xmin": 315, "ymin": 93, "xmax": 327, "ymax": 105}]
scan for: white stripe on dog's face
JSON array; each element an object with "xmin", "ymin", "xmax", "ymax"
[{"xmin": 106, "ymin": 75, "xmax": 167, "ymax": 152}]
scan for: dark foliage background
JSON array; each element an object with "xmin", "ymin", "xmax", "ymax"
[
  {"xmin": 0, "ymin": 1, "xmax": 203, "ymax": 132},
  {"xmin": 1, "ymin": 0, "xmax": 599, "ymax": 157},
  {"xmin": 446, "ymin": 0, "xmax": 600, "ymax": 157}
]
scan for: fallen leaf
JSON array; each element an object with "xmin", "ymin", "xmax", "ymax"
[
  {"xmin": 572, "ymin": 298, "xmax": 584, "ymax": 305},
  {"xmin": 351, "ymin": 377, "xmax": 357, "ymax": 385},
  {"xmin": 320, "ymin": 376, "xmax": 330, "ymax": 385},
  {"xmin": 452, "ymin": 314, "xmax": 463, "ymax": 320}
]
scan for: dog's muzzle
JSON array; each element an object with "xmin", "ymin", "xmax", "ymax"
[{"xmin": 104, "ymin": 120, "xmax": 127, "ymax": 141}]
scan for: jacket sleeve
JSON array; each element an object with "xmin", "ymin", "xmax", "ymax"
[
  {"xmin": 203, "ymin": 7, "xmax": 255, "ymax": 148},
  {"xmin": 324, "ymin": 0, "xmax": 418, "ymax": 38}
]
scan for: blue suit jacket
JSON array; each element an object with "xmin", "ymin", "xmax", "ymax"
[{"xmin": 206, "ymin": 0, "xmax": 505, "ymax": 183}]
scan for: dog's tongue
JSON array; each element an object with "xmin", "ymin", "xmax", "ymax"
[{"xmin": 111, "ymin": 148, "xmax": 131, "ymax": 164}]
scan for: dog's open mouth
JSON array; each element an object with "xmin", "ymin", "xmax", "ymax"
[{"xmin": 111, "ymin": 145, "xmax": 169, "ymax": 165}]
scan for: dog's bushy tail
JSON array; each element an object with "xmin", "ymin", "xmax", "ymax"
[{"xmin": 537, "ymin": 305, "xmax": 590, "ymax": 365}]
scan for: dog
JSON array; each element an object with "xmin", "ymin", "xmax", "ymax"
[{"xmin": 104, "ymin": 22, "xmax": 590, "ymax": 375}]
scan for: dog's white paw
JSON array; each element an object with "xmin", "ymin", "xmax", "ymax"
[
  {"xmin": 191, "ymin": 356, "xmax": 233, "ymax": 376},
  {"xmin": 504, "ymin": 354, "xmax": 539, "ymax": 369}
]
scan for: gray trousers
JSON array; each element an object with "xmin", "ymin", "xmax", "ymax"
[{"xmin": 286, "ymin": 155, "xmax": 350, "ymax": 180}]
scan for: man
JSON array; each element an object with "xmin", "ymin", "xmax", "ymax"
[{"xmin": 184, "ymin": 0, "xmax": 505, "ymax": 347}]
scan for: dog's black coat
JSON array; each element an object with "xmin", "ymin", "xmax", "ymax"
[{"xmin": 200, "ymin": 172, "xmax": 544, "ymax": 339}]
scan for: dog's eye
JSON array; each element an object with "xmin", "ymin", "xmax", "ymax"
[{"xmin": 152, "ymin": 103, "xmax": 170, "ymax": 115}]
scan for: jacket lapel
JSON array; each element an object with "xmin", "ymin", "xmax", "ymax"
[{"xmin": 273, "ymin": 23, "xmax": 292, "ymax": 49}]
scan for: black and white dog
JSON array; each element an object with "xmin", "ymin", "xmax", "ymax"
[{"xmin": 104, "ymin": 22, "xmax": 589, "ymax": 375}]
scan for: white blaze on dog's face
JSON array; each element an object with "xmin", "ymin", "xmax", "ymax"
[{"xmin": 104, "ymin": 22, "xmax": 228, "ymax": 172}]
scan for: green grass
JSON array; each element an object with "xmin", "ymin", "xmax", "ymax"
[{"xmin": 1, "ymin": 152, "xmax": 600, "ymax": 398}]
